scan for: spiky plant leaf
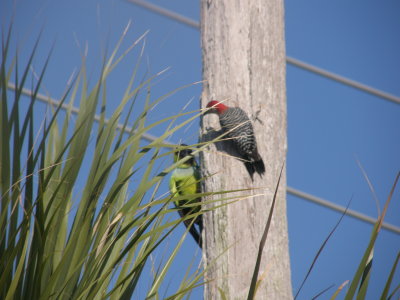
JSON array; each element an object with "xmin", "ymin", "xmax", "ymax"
[{"xmin": 0, "ymin": 24, "xmax": 244, "ymax": 300}]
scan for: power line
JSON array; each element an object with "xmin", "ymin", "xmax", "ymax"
[
  {"xmin": 6, "ymin": 82, "xmax": 163, "ymax": 143},
  {"xmin": 126, "ymin": 0, "xmax": 199, "ymax": 29},
  {"xmin": 7, "ymin": 82, "xmax": 400, "ymax": 235},
  {"xmin": 287, "ymin": 187, "xmax": 400, "ymax": 234},
  {"xmin": 126, "ymin": 0, "xmax": 400, "ymax": 106},
  {"xmin": 286, "ymin": 57, "xmax": 400, "ymax": 105}
]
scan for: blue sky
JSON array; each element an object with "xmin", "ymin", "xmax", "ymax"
[{"xmin": 2, "ymin": 0, "xmax": 400, "ymax": 299}]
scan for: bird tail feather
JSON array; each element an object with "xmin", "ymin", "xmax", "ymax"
[
  {"xmin": 183, "ymin": 218, "xmax": 202, "ymax": 248},
  {"xmin": 253, "ymin": 158, "xmax": 265, "ymax": 176},
  {"xmin": 245, "ymin": 152, "xmax": 265, "ymax": 181}
]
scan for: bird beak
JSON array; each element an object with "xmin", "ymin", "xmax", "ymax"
[{"xmin": 203, "ymin": 107, "xmax": 214, "ymax": 115}]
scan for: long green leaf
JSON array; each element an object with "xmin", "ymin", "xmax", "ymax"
[
  {"xmin": 344, "ymin": 172, "xmax": 400, "ymax": 300},
  {"xmin": 247, "ymin": 163, "xmax": 284, "ymax": 300},
  {"xmin": 330, "ymin": 281, "xmax": 349, "ymax": 300},
  {"xmin": 295, "ymin": 197, "xmax": 352, "ymax": 300},
  {"xmin": 380, "ymin": 251, "xmax": 400, "ymax": 300}
]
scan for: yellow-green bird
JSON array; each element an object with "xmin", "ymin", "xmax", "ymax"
[{"xmin": 169, "ymin": 145, "xmax": 203, "ymax": 248}]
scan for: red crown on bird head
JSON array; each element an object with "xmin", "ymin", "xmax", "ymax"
[{"xmin": 206, "ymin": 100, "xmax": 228, "ymax": 114}]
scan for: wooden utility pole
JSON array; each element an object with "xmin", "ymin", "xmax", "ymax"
[{"xmin": 200, "ymin": 0, "xmax": 292, "ymax": 299}]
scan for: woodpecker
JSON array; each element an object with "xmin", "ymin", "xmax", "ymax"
[
  {"xmin": 169, "ymin": 145, "xmax": 203, "ymax": 248},
  {"xmin": 205, "ymin": 100, "xmax": 265, "ymax": 180}
]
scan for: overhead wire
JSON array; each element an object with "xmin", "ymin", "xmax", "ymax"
[
  {"xmin": 6, "ymin": 82, "xmax": 162, "ymax": 143},
  {"xmin": 126, "ymin": 0, "xmax": 199, "ymax": 29},
  {"xmin": 6, "ymin": 82, "xmax": 400, "ymax": 235},
  {"xmin": 287, "ymin": 187, "xmax": 400, "ymax": 234},
  {"xmin": 286, "ymin": 56, "xmax": 400, "ymax": 105},
  {"xmin": 126, "ymin": 0, "xmax": 400, "ymax": 106}
]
